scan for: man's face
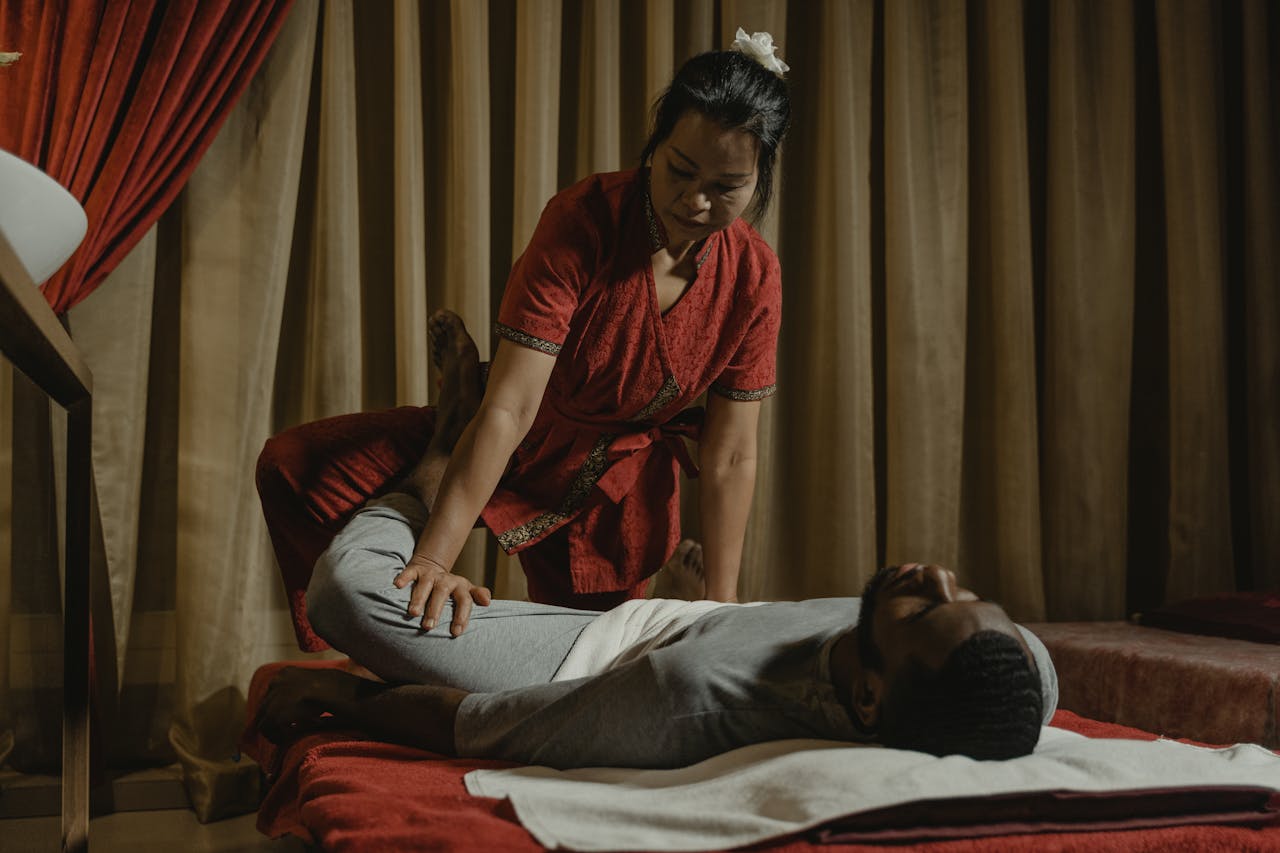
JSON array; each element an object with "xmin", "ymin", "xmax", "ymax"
[{"xmin": 856, "ymin": 563, "xmax": 1030, "ymax": 676}]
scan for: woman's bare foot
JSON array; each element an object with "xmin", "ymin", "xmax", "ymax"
[{"xmin": 649, "ymin": 539, "xmax": 705, "ymax": 601}]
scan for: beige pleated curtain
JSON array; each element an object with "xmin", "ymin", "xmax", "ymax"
[{"xmin": 1, "ymin": 0, "xmax": 1276, "ymax": 822}]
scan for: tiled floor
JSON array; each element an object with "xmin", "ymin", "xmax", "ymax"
[{"xmin": 5, "ymin": 809, "xmax": 308, "ymax": 852}]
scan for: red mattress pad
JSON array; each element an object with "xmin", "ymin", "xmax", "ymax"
[{"xmin": 241, "ymin": 660, "xmax": 1280, "ymax": 852}]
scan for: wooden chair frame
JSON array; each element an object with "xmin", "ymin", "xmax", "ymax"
[{"xmin": 0, "ymin": 229, "xmax": 93, "ymax": 852}]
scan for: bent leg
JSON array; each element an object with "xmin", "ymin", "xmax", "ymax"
[
  {"xmin": 256, "ymin": 406, "xmax": 437, "ymax": 650},
  {"xmin": 259, "ymin": 308, "xmax": 487, "ymax": 651},
  {"xmin": 256, "ymin": 665, "xmax": 467, "ymax": 756},
  {"xmin": 307, "ymin": 494, "xmax": 598, "ymax": 692}
]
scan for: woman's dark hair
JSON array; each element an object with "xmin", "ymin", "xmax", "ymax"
[
  {"xmin": 640, "ymin": 50, "xmax": 791, "ymax": 220},
  {"xmin": 878, "ymin": 630, "xmax": 1045, "ymax": 760}
]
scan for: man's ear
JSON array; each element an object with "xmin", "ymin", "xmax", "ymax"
[{"xmin": 853, "ymin": 669, "xmax": 883, "ymax": 731}]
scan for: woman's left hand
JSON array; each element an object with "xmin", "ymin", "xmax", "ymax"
[{"xmin": 395, "ymin": 554, "xmax": 493, "ymax": 636}]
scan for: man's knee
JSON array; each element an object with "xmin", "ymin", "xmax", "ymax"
[
  {"xmin": 306, "ymin": 543, "xmax": 421, "ymax": 651},
  {"xmin": 304, "ymin": 558, "xmax": 340, "ymax": 648},
  {"xmin": 305, "ymin": 550, "xmax": 371, "ymax": 650}
]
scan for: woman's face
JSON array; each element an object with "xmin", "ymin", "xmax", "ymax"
[{"xmin": 649, "ymin": 111, "xmax": 760, "ymax": 246}]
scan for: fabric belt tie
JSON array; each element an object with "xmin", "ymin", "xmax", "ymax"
[{"xmin": 594, "ymin": 408, "xmax": 704, "ymax": 504}]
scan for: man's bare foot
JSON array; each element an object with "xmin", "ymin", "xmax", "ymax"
[
  {"xmin": 254, "ymin": 666, "xmax": 366, "ymax": 745},
  {"xmin": 427, "ymin": 309, "xmax": 483, "ymax": 453},
  {"xmin": 392, "ymin": 311, "xmax": 483, "ymax": 505},
  {"xmin": 650, "ymin": 539, "xmax": 705, "ymax": 600}
]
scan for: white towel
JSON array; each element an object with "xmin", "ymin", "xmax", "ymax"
[
  {"xmin": 553, "ymin": 598, "xmax": 760, "ymax": 681},
  {"xmin": 465, "ymin": 727, "xmax": 1280, "ymax": 851}
]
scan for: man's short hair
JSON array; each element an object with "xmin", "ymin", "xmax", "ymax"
[{"xmin": 878, "ymin": 629, "xmax": 1044, "ymax": 760}]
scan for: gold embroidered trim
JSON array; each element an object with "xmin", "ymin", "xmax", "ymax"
[
  {"xmin": 634, "ymin": 375, "xmax": 681, "ymax": 422},
  {"xmin": 497, "ymin": 434, "xmax": 616, "ymax": 551},
  {"xmin": 644, "ymin": 173, "xmax": 713, "ymax": 266},
  {"xmin": 709, "ymin": 382, "xmax": 776, "ymax": 401},
  {"xmin": 495, "ymin": 322, "xmax": 562, "ymax": 356},
  {"xmin": 645, "ymin": 185, "xmax": 716, "ymax": 268},
  {"xmin": 696, "ymin": 240, "xmax": 714, "ymax": 270},
  {"xmin": 643, "ymin": 186, "xmax": 664, "ymax": 252}
]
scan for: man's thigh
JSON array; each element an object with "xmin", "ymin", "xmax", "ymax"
[{"xmin": 347, "ymin": 591, "xmax": 600, "ymax": 693}]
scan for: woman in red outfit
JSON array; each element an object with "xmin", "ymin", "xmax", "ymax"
[{"xmin": 257, "ymin": 34, "xmax": 792, "ymax": 645}]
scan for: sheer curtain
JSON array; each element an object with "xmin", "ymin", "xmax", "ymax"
[{"xmin": 3, "ymin": 0, "xmax": 1275, "ymax": 821}]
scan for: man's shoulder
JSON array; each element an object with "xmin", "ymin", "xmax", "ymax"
[
  {"xmin": 686, "ymin": 597, "xmax": 860, "ymax": 640},
  {"xmin": 723, "ymin": 597, "xmax": 860, "ymax": 615}
]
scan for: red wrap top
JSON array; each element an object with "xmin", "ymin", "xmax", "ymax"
[{"xmin": 480, "ymin": 168, "xmax": 781, "ymax": 593}]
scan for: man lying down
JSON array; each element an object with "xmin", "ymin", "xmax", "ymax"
[{"xmin": 256, "ymin": 493, "xmax": 1059, "ymax": 769}]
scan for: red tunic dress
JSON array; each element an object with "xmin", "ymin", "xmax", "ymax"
[
  {"xmin": 485, "ymin": 168, "xmax": 781, "ymax": 595},
  {"xmin": 256, "ymin": 168, "xmax": 780, "ymax": 650}
]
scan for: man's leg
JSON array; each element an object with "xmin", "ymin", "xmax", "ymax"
[
  {"xmin": 254, "ymin": 664, "xmax": 467, "ymax": 755},
  {"xmin": 256, "ymin": 406, "xmax": 436, "ymax": 650},
  {"xmin": 391, "ymin": 310, "xmax": 485, "ymax": 508},
  {"xmin": 256, "ymin": 310, "xmax": 481, "ymax": 650},
  {"xmin": 308, "ymin": 500, "xmax": 602, "ymax": 692}
]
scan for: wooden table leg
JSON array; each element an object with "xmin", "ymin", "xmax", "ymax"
[{"xmin": 62, "ymin": 398, "xmax": 91, "ymax": 853}]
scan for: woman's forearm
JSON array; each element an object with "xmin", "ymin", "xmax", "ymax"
[
  {"xmin": 697, "ymin": 455, "xmax": 757, "ymax": 601},
  {"xmin": 411, "ymin": 403, "xmax": 528, "ymax": 571}
]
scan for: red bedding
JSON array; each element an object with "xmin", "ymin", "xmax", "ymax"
[
  {"xmin": 1137, "ymin": 591, "xmax": 1280, "ymax": 645},
  {"xmin": 241, "ymin": 661, "xmax": 1280, "ymax": 852}
]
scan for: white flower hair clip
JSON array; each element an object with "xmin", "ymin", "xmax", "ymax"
[{"xmin": 731, "ymin": 28, "xmax": 789, "ymax": 77}]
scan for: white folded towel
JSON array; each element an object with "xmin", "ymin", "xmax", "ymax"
[
  {"xmin": 553, "ymin": 598, "xmax": 759, "ymax": 681},
  {"xmin": 465, "ymin": 727, "xmax": 1280, "ymax": 851}
]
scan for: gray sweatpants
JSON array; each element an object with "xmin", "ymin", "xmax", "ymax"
[
  {"xmin": 306, "ymin": 494, "xmax": 1059, "ymax": 771},
  {"xmin": 306, "ymin": 493, "xmax": 600, "ymax": 692}
]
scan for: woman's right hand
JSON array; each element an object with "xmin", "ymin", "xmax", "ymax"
[{"xmin": 395, "ymin": 554, "xmax": 492, "ymax": 636}]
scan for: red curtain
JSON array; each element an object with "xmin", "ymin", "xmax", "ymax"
[{"xmin": 0, "ymin": 0, "xmax": 294, "ymax": 314}]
